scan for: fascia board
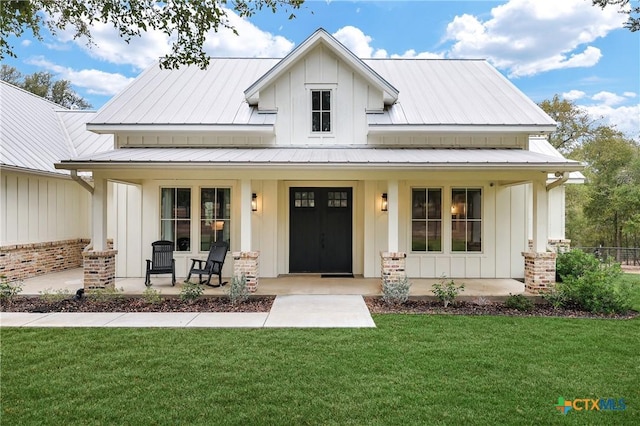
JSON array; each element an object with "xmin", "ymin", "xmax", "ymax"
[
  {"xmin": 368, "ymin": 124, "xmax": 558, "ymax": 135},
  {"xmin": 86, "ymin": 124, "xmax": 275, "ymax": 135}
]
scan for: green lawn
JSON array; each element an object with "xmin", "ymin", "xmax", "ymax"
[{"xmin": 2, "ymin": 316, "xmax": 638, "ymax": 425}]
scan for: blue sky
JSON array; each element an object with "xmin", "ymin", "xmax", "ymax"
[{"xmin": 4, "ymin": 0, "xmax": 639, "ymax": 137}]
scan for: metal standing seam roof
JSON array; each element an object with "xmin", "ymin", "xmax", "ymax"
[
  {"xmin": 56, "ymin": 147, "xmax": 583, "ymax": 173},
  {"xmin": 88, "ymin": 58, "xmax": 556, "ymax": 130},
  {"xmin": 0, "ymin": 81, "xmax": 113, "ymax": 175}
]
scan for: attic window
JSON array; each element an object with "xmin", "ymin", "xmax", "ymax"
[{"xmin": 311, "ymin": 90, "xmax": 331, "ymax": 132}]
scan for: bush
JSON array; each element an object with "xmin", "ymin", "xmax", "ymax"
[
  {"xmin": 557, "ymin": 265, "xmax": 631, "ymax": 314},
  {"xmin": 382, "ymin": 276, "xmax": 412, "ymax": 306},
  {"xmin": 87, "ymin": 286, "xmax": 125, "ymax": 302},
  {"xmin": 431, "ymin": 276, "xmax": 464, "ymax": 307},
  {"xmin": 504, "ymin": 294, "xmax": 534, "ymax": 312},
  {"xmin": 227, "ymin": 275, "xmax": 249, "ymax": 305},
  {"xmin": 0, "ymin": 276, "xmax": 22, "ymax": 300},
  {"xmin": 180, "ymin": 281, "xmax": 204, "ymax": 302},
  {"xmin": 39, "ymin": 288, "xmax": 71, "ymax": 303},
  {"xmin": 556, "ymin": 249, "xmax": 600, "ymax": 282},
  {"xmin": 142, "ymin": 286, "xmax": 162, "ymax": 304}
]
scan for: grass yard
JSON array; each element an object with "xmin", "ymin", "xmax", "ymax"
[{"xmin": 2, "ymin": 315, "xmax": 638, "ymax": 425}]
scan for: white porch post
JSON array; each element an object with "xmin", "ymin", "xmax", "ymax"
[
  {"xmin": 240, "ymin": 179, "xmax": 252, "ymax": 252},
  {"xmin": 531, "ymin": 179, "xmax": 549, "ymax": 252},
  {"xmin": 380, "ymin": 180, "xmax": 406, "ymax": 285},
  {"xmin": 92, "ymin": 176, "xmax": 108, "ymax": 251},
  {"xmin": 233, "ymin": 179, "xmax": 259, "ymax": 292},
  {"xmin": 83, "ymin": 175, "xmax": 117, "ymax": 289},
  {"xmin": 522, "ymin": 178, "xmax": 556, "ymax": 293},
  {"xmin": 387, "ymin": 180, "xmax": 399, "ymax": 252}
]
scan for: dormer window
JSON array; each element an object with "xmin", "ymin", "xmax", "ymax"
[{"xmin": 311, "ymin": 90, "xmax": 331, "ymax": 132}]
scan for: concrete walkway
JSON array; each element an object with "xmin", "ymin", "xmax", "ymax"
[{"xmin": 0, "ymin": 295, "xmax": 376, "ymax": 329}]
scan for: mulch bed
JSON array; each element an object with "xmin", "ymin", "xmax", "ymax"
[{"xmin": 1, "ymin": 296, "xmax": 637, "ymax": 319}]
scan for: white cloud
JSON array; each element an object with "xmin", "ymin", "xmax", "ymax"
[
  {"xmin": 592, "ymin": 91, "xmax": 627, "ymax": 106},
  {"xmin": 21, "ymin": 40, "xmax": 32, "ymax": 47},
  {"xmin": 444, "ymin": 0, "xmax": 625, "ymax": 77},
  {"xmin": 333, "ymin": 25, "xmax": 442, "ymax": 59},
  {"xmin": 562, "ymin": 90, "xmax": 586, "ymax": 101},
  {"xmin": 25, "ymin": 57, "xmax": 134, "ymax": 96},
  {"xmin": 583, "ymin": 102, "xmax": 640, "ymax": 138},
  {"xmin": 623, "ymin": 92, "xmax": 637, "ymax": 98}
]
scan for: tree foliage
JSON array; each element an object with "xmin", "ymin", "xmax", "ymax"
[
  {"xmin": 592, "ymin": 0, "xmax": 640, "ymax": 31},
  {"xmin": 538, "ymin": 95, "xmax": 595, "ymax": 155},
  {"xmin": 1, "ymin": 64, "xmax": 92, "ymax": 109},
  {"xmin": 0, "ymin": 0, "xmax": 304, "ymax": 69}
]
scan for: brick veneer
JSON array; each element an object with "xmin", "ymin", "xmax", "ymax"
[
  {"xmin": 381, "ymin": 251, "xmax": 407, "ymax": 286},
  {"xmin": 527, "ymin": 239, "xmax": 571, "ymax": 253},
  {"xmin": 232, "ymin": 251, "xmax": 259, "ymax": 292},
  {"xmin": 522, "ymin": 251, "xmax": 557, "ymax": 293},
  {"xmin": 82, "ymin": 249, "xmax": 118, "ymax": 289},
  {"xmin": 0, "ymin": 239, "xmax": 90, "ymax": 282}
]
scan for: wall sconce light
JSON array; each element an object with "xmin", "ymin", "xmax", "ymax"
[
  {"xmin": 381, "ymin": 193, "xmax": 388, "ymax": 212},
  {"xmin": 251, "ymin": 193, "xmax": 258, "ymax": 212}
]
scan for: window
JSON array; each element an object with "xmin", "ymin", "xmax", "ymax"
[
  {"xmin": 451, "ymin": 188, "xmax": 482, "ymax": 252},
  {"xmin": 411, "ymin": 188, "xmax": 442, "ymax": 251},
  {"xmin": 160, "ymin": 188, "xmax": 191, "ymax": 251},
  {"xmin": 294, "ymin": 191, "xmax": 315, "ymax": 208},
  {"xmin": 328, "ymin": 191, "xmax": 348, "ymax": 208},
  {"xmin": 311, "ymin": 90, "xmax": 331, "ymax": 132},
  {"xmin": 200, "ymin": 188, "xmax": 231, "ymax": 252}
]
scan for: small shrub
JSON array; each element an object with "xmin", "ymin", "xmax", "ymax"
[
  {"xmin": 382, "ymin": 276, "xmax": 412, "ymax": 305},
  {"xmin": 472, "ymin": 296, "xmax": 492, "ymax": 306},
  {"xmin": 227, "ymin": 274, "xmax": 250, "ymax": 305},
  {"xmin": 39, "ymin": 288, "xmax": 71, "ymax": 303},
  {"xmin": 180, "ymin": 281, "xmax": 204, "ymax": 302},
  {"xmin": 87, "ymin": 286, "xmax": 125, "ymax": 302},
  {"xmin": 556, "ymin": 249, "xmax": 600, "ymax": 282},
  {"xmin": 542, "ymin": 288, "xmax": 568, "ymax": 310},
  {"xmin": 142, "ymin": 287, "xmax": 163, "ymax": 305},
  {"xmin": 504, "ymin": 294, "xmax": 534, "ymax": 312},
  {"xmin": 431, "ymin": 276, "xmax": 464, "ymax": 307},
  {"xmin": 558, "ymin": 265, "xmax": 631, "ymax": 314},
  {"xmin": 0, "ymin": 276, "xmax": 22, "ymax": 300}
]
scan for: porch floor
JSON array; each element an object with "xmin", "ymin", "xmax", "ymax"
[{"xmin": 17, "ymin": 269, "xmax": 526, "ymax": 299}]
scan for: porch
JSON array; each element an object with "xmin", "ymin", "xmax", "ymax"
[{"xmin": 17, "ymin": 268, "xmax": 525, "ymax": 299}]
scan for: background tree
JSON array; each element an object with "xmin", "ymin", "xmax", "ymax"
[
  {"xmin": 0, "ymin": 0, "xmax": 304, "ymax": 69},
  {"xmin": 1, "ymin": 64, "xmax": 92, "ymax": 109},
  {"xmin": 539, "ymin": 95, "xmax": 595, "ymax": 155},
  {"xmin": 592, "ymin": 0, "xmax": 640, "ymax": 31}
]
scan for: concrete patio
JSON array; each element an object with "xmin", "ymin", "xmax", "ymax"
[{"xmin": 15, "ymin": 268, "xmax": 525, "ymax": 299}]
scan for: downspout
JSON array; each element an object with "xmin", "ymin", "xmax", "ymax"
[
  {"xmin": 546, "ymin": 172, "xmax": 569, "ymax": 191},
  {"xmin": 70, "ymin": 170, "xmax": 94, "ymax": 194}
]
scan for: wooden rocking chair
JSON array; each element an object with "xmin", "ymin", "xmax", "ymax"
[
  {"xmin": 185, "ymin": 241, "xmax": 229, "ymax": 287},
  {"xmin": 145, "ymin": 240, "xmax": 176, "ymax": 286}
]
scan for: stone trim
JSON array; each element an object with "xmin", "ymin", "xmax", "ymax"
[
  {"xmin": 381, "ymin": 251, "xmax": 407, "ymax": 286},
  {"xmin": 232, "ymin": 251, "xmax": 259, "ymax": 293},
  {"xmin": 83, "ymin": 249, "xmax": 118, "ymax": 289},
  {"xmin": 522, "ymin": 251, "xmax": 557, "ymax": 293},
  {"xmin": 0, "ymin": 239, "xmax": 90, "ymax": 282},
  {"xmin": 527, "ymin": 239, "xmax": 571, "ymax": 253}
]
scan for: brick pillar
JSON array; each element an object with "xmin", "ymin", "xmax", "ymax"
[
  {"xmin": 83, "ymin": 249, "xmax": 118, "ymax": 289},
  {"xmin": 381, "ymin": 251, "xmax": 407, "ymax": 287},
  {"xmin": 232, "ymin": 251, "xmax": 259, "ymax": 293},
  {"xmin": 522, "ymin": 251, "xmax": 557, "ymax": 293},
  {"xmin": 548, "ymin": 239, "xmax": 571, "ymax": 253}
]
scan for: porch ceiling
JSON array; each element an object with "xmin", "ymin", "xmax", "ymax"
[{"xmin": 56, "ymin": 147, "xmax": 583, "ymax": 173}]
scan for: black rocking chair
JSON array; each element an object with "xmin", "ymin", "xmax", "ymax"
[
  {"xmin": 145, "ymin": 240, "xmax": 176, "ymax": 286},
  {"xmin": 185, "ymin": 241, "xmax": 229, "ymax": 287}
]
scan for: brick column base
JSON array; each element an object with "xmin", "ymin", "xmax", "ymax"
[
  {"xmin": 83, "ymin": 249, "xmax": 118, "ymax": 290},
  {"xmin": 380, "ymin": 252, "xmax": 407, "ymax": 287},
  {"xmin": 522, "ymin": 251, "xmax": 557, "ymax": 293},
  {"xmin": 527, "ymin": 239, "xmax": 571, "ymax": 253},
  {"xmin": 232, "ymin": 251, "xmax": 259, "ymax": 293}
]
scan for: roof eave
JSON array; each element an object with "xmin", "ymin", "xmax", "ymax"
[
  {"xmin": 86, "ymin": 124, "xmax": 275, "ymax": 135},
  {"xmin": 367, "ymin": 124, "xmax": 557, "ymax": 135}
]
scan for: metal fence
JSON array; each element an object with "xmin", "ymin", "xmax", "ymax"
[{"xmin": 577, "ymin": 247, "xmax": 640, "ymax": 266}]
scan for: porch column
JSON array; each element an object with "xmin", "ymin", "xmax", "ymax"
[
  {"xmin": 522, "ymin": 179, "xmax": 555, "ymax": 293},
  {"xmin": 381, "ymin": 180, "xmax": 406, "ymax": 286},
  {"xmin": 83, "ymin": 176, "xmax": 117, "ymax": 289},
  {"xmin": 233, "ymin": 179, "xmax": 259, "ymax": 292}
]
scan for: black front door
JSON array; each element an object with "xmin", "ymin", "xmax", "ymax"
[{"xmin": 289, "ymin": 187, "xmax": 352, "ymax": 273}]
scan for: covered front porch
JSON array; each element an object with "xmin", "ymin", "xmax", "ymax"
[{"xmin": 18, "ymin": 268, "xmax": 525, "ymax": 298}]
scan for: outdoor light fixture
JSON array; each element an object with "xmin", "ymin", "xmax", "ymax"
[
  {"xmin": 251, "ymin": 193, "xmax": 258, "ymax": 212},
  {"xmin": 381, "ymin": 193, "xmax": 388, "ymax": 212}
]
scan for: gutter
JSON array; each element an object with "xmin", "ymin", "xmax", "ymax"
[
  {"xmin": 546, "ymin": 172, "xmax": 569, "ymax": 191},
  {"xmin": 70, "ymin": 170, "xmax": 94, "ymax": 194}
]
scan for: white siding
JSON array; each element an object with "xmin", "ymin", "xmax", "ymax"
[
  {"xmin": 108, "ymin": 182, "xmax": 143, "ymax": 277},
  {"xmin": 0, "ymin": 171, "xmax": 91, "ymax": 245}
]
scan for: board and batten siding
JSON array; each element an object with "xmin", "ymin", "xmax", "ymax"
[
  {"xmin": 1, "ymin": 171, "xmax": 91, "ymax": 245},
  {"xmin": 107, "ymin": 182, "xmax": 142, "ymax": 277}
]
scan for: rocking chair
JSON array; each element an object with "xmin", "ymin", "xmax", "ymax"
[
  {"xmin": 185, "ymin": 241, "xmax": 229, "ymax": 287},
  {"xmin": 145, "ymin": 240, "xmax": 176, "ymax": 286}
]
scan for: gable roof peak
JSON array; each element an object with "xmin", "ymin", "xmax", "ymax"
[{"xmin": 244, "ymin": 27, "xmax": 399, "ymax": 105}]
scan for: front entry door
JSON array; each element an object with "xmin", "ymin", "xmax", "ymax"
[{"xmin": 289, "ymin": 187, "xmax": 352, "ymax": 273}]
